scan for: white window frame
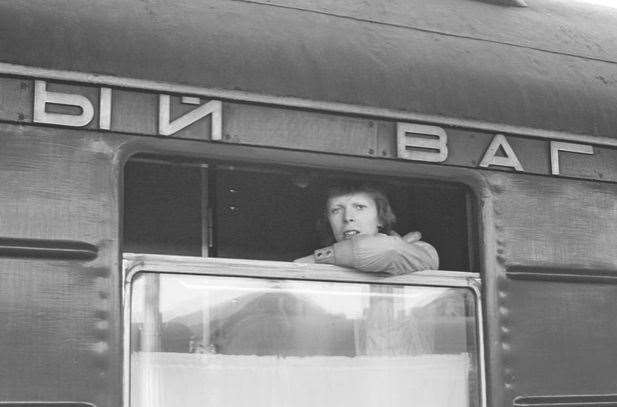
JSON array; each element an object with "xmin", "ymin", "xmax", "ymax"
[{"xmin": 122, "ymin": 253, "xmax": 486, "ymax": 407}]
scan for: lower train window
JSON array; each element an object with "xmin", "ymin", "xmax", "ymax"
[
  {"xmin": 123, "ymin": 156, "xmax": 475, "ymax": 271},
  {"xmin": 126, "ymin": 260, "xmax": 482, "ymax": 407}
]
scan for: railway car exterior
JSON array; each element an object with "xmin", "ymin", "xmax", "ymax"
[{"xmin": 2, "ymin": 1, "xmax": 617, "ymax": 407}]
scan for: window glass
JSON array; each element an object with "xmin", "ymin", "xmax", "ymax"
[{"xmin": 130, "ymin": 272, "xmax": 480, "ymax": 407}]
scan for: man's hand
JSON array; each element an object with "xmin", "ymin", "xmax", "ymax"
[{"xmin": 390, "ymin": 230, "xmax": 422, "ymax": 244}]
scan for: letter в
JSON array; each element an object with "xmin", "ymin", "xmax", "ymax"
[{"xmin": 397, "ymin": 123, "xmax": 448, "ymax": 162}]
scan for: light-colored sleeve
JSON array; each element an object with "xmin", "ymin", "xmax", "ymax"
[
  {"xmin": 293, "ymin": 254, "xmax": 315, "ymax": 263},
  {"xmin": 313, "ymin": 234, "xmax": 439, "ymax": 275}
]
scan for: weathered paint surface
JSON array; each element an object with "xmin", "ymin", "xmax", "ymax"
[
  {"xmin": 0, "ymin": 124, "xmax": 123, "ymax": 406},
  {"xmin": 484, "ymin": 172, "xmax": 617, "ymax": 402},
  {"xmin": 258, "ymin": 0, "xmax": 617, "ymax": 64},
  {"xmin": 1, "ymin": 1, "xmax": 617, "ymax": 406}
]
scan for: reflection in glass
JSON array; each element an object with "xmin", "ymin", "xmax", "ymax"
[{"xmin": 131, "ymin": 273, "xmax": 479, "ymax": 407}]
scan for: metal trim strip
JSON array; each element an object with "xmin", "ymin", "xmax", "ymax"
[
  {"xmin": 2, "ymin": 62, "xmax": 617, "ymax": 149},
  {"xmin": 472, "ymin": 0, "xmax": 527, "ymax": 7},
  {"xmin": 0, "ymin": 237, "xmax": 98, "ymax": 260},
  {"xmin": 0, "ymin": 403, "xmax": 96, "ymax": 407},
  {"xmin": 122, "ymin": 253, "xmax": 480, "ymax": 285},
  {"xmin": 506, "ymin": 265, "xmax": 617, "ymax": 284},
  {"xmin": 514, "ymin": 394, "xmax": 617, "ymax": 406}
]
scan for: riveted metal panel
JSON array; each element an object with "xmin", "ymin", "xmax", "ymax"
[
  {"xmin": 483, "ymin": 172, "xmax": 617, "ymax": 404},
  {"xmin": 222, "ymin": 103, "xmax": 377, "ymax": 156},
  {"xmin": 0, "ymin": 123, "xmax": 125, "ymax": 407},
  {"xmin": 0, "ymin": 77, "xmax": 33, "ymax": 123}
]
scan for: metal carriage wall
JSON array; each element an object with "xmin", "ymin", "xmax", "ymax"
[{"xmin": 2, "ymin": 1, "xmax": 617, "ymax": 407}]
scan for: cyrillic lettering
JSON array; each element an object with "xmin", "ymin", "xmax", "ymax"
[
  {"xmin": 550, "ymin": 141, "xmax": 593, "ymax": 175},
  {"xmin": 33, "ymin": 80, "xmax": 94, "ymax": 127},
  {"xmin": 158, "ymin": 95, "xmax": 222, "ymax": 140},
  {"xmin": 479, "ymin": 134, "xmax": 524, "ymax": 171},
  {"xmin": 99, "ymin": 87, "xmax": 112, "ymax": 130},
  {"xmin": 397, "ymin": 123, "xmax": 448, "ymax": 162}
]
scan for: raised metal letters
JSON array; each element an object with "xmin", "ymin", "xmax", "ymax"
[
  {"xmin": 99, "ymin": 87, "xmax": 112, "ymax": 130},
  {"xmin": 158, "ymin": 95, "xmax": 222, "ymax": 139},
  {"xmin": 479, "ymin": 134, "xmax": 524, "ymax": 172},
  {"xmin": 13, "ymin": 76, "xmax": 613, "ymax": 183},
  {"xmin": 31, "ymin": 80, "xmax": 222, "ymax": 140},
  {"xmin": 397, "ymin": 123, "xmax": 448, "ymax": 163},
  {"xmin": 550, "ymin": 141, "xmax": 593, "ymax": 175},
  {"xmin": 33, "ymin": 80, "xmax": 94, "ymax": 127}
]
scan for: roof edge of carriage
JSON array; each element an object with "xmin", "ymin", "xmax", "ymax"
[{"xmin": 2, "ymin": 0, "xmax": 617, "ymax": 139}]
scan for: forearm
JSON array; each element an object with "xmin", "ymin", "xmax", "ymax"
[{"xmin": 313, "ymin": 235, "xmax": 439, "ymax": 275}]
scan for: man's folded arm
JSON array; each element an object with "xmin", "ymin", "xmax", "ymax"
[{"xmin": 311, "ymin": 234, "xmax": 439, "ymax": 275}]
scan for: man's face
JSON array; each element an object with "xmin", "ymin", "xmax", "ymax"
[{"xmin": 327, "ymin": 192, "xmax": 380, "ymax": 242}]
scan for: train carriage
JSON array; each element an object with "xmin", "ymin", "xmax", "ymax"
[{"xmin": 2, "ymin": 1, "xmax": 617, "ymax": 407}]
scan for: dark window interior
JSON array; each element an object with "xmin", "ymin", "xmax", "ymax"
[
  {"xmin": 124, "ymin": 160, "xmax": 203, "ymax": 256},
  {"xmin": 124, "ymin": 157, "xmax": 475, "ymax": 271}
]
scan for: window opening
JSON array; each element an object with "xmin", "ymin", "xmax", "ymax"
[
  {"xmin": 124, "ymin": 158, "xmax": 204, "ymax": 256},
  {"xmin": 123, "ymin": 155, "xmax": 475, "ymax": 271}
]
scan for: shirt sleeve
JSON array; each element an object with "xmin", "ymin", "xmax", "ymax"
[{"xmin": 313, "ymin": 234, "xmax": 439, "ymax": 275}]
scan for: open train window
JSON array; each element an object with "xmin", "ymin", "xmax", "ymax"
[
  {"xmin": 123, "ymin": 155, "xmax": 475, "ymax": 271},
  {"xmin": 123, "ymin": 155, "xmax": 483, "ymax": 407}
]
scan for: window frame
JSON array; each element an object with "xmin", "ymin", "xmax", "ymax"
[{"xmin": 122, "ymin": 253, "xmax": 487, "ymax": 407}]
